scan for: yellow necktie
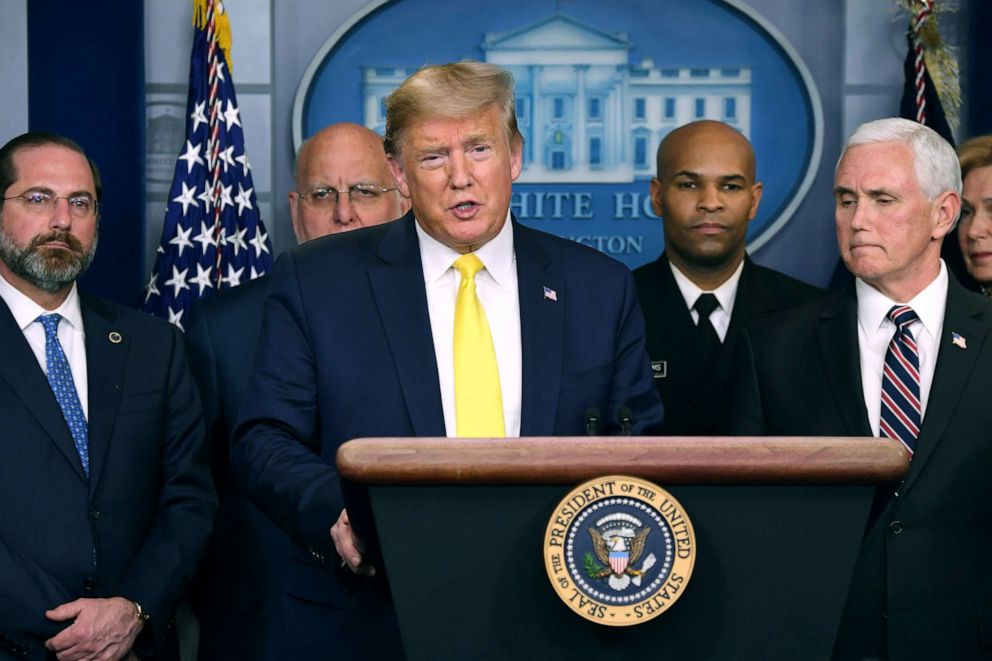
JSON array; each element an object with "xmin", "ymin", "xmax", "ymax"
[{"xmin": 453, "ymin": 253, "xmax": 505, "ymax": 437}]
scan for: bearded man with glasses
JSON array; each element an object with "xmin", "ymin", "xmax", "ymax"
[
  {"xmin": 0, "ymin": 132, "xmax": 215, "ymax": 660},
  {"xmin": 184, "ymin": 121, "xmax": 408, "ymax": 660}
]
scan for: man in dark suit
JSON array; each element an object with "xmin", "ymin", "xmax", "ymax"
[
  {"xmin": 231, "ymin": 61, "xmax": 663, "ymax": 659},
  {"xmin": 0, "ymin": 132, "xmax": 214, "ymax": 660},
  {"xmin": 726, "ymin": 118, "xmax": 991, "ymax": 658},
  {"xmin": 633, "ymin": 120, "xmax": 821, "ymax": 435},
  {"xmin": 184, "ymin": 122, "xmax": 407, "ymax": 660}
]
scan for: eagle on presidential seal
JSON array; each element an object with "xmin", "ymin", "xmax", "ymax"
[{"xmin": 586, "ymin": 513, "xmax": 658, "ymax": 591}]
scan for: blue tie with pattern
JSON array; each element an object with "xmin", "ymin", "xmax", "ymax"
[
  {"xmin": 879, "ymin": 305, "xmax": 921, "ymax": 456},
  {"xmin": 38, "ymin": 314, "xmax": 90, "ymax": 477}
]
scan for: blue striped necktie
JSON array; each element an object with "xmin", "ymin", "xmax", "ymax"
[
  {"xmin": 38, "ymin": 314, "xmax": 90, "ymax": 476},
  {"xmin": 879, "ymin": 305, "xmax": 921, "ymax": 455}
]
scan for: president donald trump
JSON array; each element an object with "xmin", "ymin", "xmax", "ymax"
[{"xmin": 232, "ymin": 61, "xmax": 662, "ymax": 658}]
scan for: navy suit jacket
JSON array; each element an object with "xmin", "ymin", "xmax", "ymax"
[
  {"xmin": 231, "ymin": 213, "xmax": 663, "ymax": 651},
  {"xmin": 634, "ymin": 253, "xmax": 822, "ymax": 435},
  {"xmin": 185, "ymin": 277, "xmax": 289, "ymax": 661},
  {"xmin": 725, "ymin": 276, "xmax": 992, "ymax": 659},
  {"xmin": 0, "ymin": 293, "xmax": 215, "ymax": 660}
]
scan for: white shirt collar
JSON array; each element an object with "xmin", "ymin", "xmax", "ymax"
[
  {"xmin": 856, "ymin": 260, "xmax": 948, "ymax": 337},
  {"xmin": 668, "ymin": 257, "xmax": 745, "ymax": 314},
  {"xmin": 415, "ymin": 209, "xmax": 515, "ymax": 284},
  {"xmin": 0, "ymin": 271, "xmax": 84, "ymax": 334}
]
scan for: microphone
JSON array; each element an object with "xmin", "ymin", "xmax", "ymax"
[
  {"xmin": 584, "ymin": 407, "xmax": 601, "ymax": 436},
  {"xmin": 618, "ymin": 406, "xmax": 633, "ymax": 436}
]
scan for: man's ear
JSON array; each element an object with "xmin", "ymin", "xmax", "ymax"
[
  {"xmin": 747, "ymin": 182, "xmax": 764, "ymax": 222},
  {"xmin": 932, "ymin": 189, "xmax": 961, "ymax": 240},
  {"xmin": 387, "ymin": 155, "xmax": 411, "ymax": 199}
]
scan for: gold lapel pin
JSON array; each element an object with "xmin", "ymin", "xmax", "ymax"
[{"xmin": 108, "ymin": 331, "xmax": 123, "ymax": 344}]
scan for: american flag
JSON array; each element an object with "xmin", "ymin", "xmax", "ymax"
[{"xmin": 142, "ymin": 0, "xmax": 272, "ymax": 329}]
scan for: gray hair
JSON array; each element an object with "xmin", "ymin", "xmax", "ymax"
[{"xmin": 838, "ymin": 117, "xmax": 961, "ymax": 201}]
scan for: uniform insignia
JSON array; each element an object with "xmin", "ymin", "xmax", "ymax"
[
  {"xmin": 108, "ymin": 331, "xmax": 123, "ymax": 344},
  {"xmin": 651, "ymin": 360, "xmax": 667, "ymax": 379}
]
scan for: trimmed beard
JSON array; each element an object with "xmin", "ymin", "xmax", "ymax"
[{"xmin": 0, "ymin": 220, "xmax": 97, "ymax": 293}]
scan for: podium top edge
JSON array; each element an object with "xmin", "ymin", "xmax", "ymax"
[{"xmin": 336, "ymin": 436, "xmax": 910, "ymax": 486}]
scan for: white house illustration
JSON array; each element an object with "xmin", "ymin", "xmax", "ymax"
[{"xmin": 362, "ymin": 14, "xmax": 751, "ymax": 184}]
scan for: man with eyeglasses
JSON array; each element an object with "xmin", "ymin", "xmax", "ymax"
[
  {"xmin": 184, "ymin": 122, "xmax": 407, "ymax": 660},
  {"xmin": 0, "ymin": 131, "xmax": 215, "ymax": 660}
]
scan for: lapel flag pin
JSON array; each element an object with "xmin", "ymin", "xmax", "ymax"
[
  {"xmin": 109, "ymin": 331, "xmax": 123, "ymax": 344},
  {"xmin": 951, "ymin": 331, "xmax": 967, "ymax": 350},
  {"xmin": 543, "ymin": 286, "xmax": 558, "ymax": 302}
]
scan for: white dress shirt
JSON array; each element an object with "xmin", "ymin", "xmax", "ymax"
[
  {"xmin": 856, "ymin": 261, "xmax": 947, "ymax": 437},
  {"xmin": 0, "ymin": 272, "xmax": 89, "ymax": 417},
  {"xmin": 669, "ymin": 259, "xmax": 745, "ymax": 342},
  {"xmin": 417, "ymin": 212, "xmax": 522, "ymax": 437}
]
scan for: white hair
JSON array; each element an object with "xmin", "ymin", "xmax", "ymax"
[{"xmin": 837, "ymin": 117, "xmax": 961, "ymax": 201}]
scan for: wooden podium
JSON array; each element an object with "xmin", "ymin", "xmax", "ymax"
[{"xmin": 338, "ymin": 437, "xmax": 908, "ymax": 660}]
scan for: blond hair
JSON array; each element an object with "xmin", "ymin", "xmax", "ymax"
[
  {"xmin": 384, "ymin": 61, "xmax": 520, "ymax": 157},
  {"xmin": 958, "ymin": 135, "xmax": 992, "ymax": 179}
]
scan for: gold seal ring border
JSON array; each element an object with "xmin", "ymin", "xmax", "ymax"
[{"xmin": 543, "ymin": 474, "xmax": 696, "ymax": 627}]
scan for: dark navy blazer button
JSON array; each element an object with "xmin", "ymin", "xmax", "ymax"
[
  {"xmin": 889, "ymin": 520, "xmax": 903, "ymax": 535},
  {"xmin": 83, "ymin": 578, "xmax": 96, "ymax": 591},
  {"xmin": 89, "ymin": 509, "xmax": 102, "ymax": 519}
]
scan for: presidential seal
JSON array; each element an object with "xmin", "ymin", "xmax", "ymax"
[{"xmin": 544, "ymin": 475, "xmax": 695, "ymax": 626}]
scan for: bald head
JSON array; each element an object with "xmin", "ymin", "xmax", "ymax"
[
  {"xmin": 656, "ymin": 120, "xmax": 756, "ymax": 182},
  {"xmin": 650, "ymin": 120, "xmax": 762, "ymax": 289},
  {"xmin": 289, "ymin": 122, "xmax": 409, "ymax": 242}
]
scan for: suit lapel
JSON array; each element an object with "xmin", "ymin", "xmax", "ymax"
[
  {"xmin": 80, "ymin": 295, "xmax": 128, "ymax": 489},
  {"xmin": 0, "ymin": 298, "xmax": 88, "ymax": 482},
  {"xmin": 369, "ymin": 215, "xmax": 446, "ymax": 436},
  {"xmin": 899, "ymin": 277, "xmax": 989, "ymax": 496},
  {"xmin": 726, "ymin": 257, "xmax": 771, "ymax": 338},
  {"xmin": 816, "ymin": 288, "xmax": 873, "ymax": 436},
  {"xmin": 514, "ymin": 222, "xmax": 563, "ymax": 436}
]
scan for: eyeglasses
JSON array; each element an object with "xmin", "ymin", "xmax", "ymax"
[
  {"xmin": 295, "ymin": 184, "xmax": 398, "ymax": 208},
  {"xmin": 2, "ymin": 190, "xmax": 99, "ymax": 218}
]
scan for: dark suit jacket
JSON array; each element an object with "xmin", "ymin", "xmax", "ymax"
[
  {"xmin": 633, "ymin": 253, "xmax": 822, "ymax": 435},
  {"xmin": 231, "ymin": 213, "xmax": 663, "ymax": 656},
  {"xmin": 0, "ymin": 293, "xmax": 215, "ymax": 660},
  {"xmin": 725, "ymin": 276, "xmax": 992, "ymax": 659},
  {"xmin": 185, "ymin": 277, "xmax": 289, "ymax": 661}
]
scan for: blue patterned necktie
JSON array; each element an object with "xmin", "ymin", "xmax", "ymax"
[
  {"xmin": 38, "ymin": 314, "xmax": 90, "ymax": 476},
  {"xmin": 880, "ymin": 305, "xmax": 921, "ymax": 456}
]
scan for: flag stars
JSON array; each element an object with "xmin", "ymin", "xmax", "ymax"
[
  {"xmin": 249, "ymin": 228, "xmax": 270, "ymax": 258},
  {"xmin": 197, "ymin": 186, "xmax": 215, "ymax": 213},
  {"xmin": 167, "ymin": 307, "xmax": 185, "ymax": 332},
  {"xmin": 218, "ymin": 145, "xmax": 236, "ymax": 173},
  {"xmin": 235, "ymin": 152, "xmax": 251, "ymax": 177},
  {"xmin": 222, "ymin": 100, "xmax": 241, "ymax": 131},
  {"xmin": 227, "ymin": 226, "xmax": 248, "ymax": 256},
  {"xmin": 189, "ymin": 263, "xmax": 214, "ymax": 295},
  {"xmin": 234, "ymin": 183, "xmax": 254, "ymax": 216},
  {"xmin": 164, "ymin": 265, "xmax": 191, "ymax": 298},
  {"xmin": 189, "ymin": 101, "xmax": 208, "ymax": 133},
  {"xmin": 144, "ymin": 273, "xmax": 160, "ymax": 303},
  {"xmin": 169, "ymin": 224, "xmax": 195, "ymax": 257},
  {"xmin": 221, "ymin": 264, "xmax": 245, "ymax": 288},
  {"xmin": 217, "ymin": 183, "xmax": 234, "ymax": 212},
  {"xmin": 178, "ymin": 140, "xmax": 204, "ymax": 174},
  {"xmin": 193, "ymin": 221, "xmax": 218, "ymax": 254},
  {"xmin": 172, "ymin": 181, "xmax": 199, "ymax": 216}
]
